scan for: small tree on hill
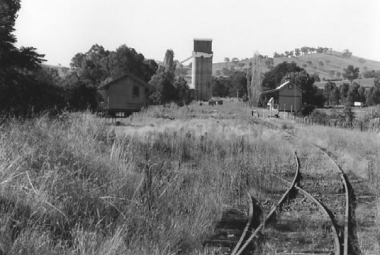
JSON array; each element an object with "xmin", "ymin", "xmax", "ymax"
[{"xmin": 343, "ymin": 65, "xmax": 360, "ymax": 84}]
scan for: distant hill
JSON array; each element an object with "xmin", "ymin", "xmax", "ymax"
[{"xmin": 210, "ymin": 51, "xmax": 380, "ymax": 87}]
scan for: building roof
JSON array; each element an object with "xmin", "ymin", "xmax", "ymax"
[
  {"xmin": 194, "ymin": 38, "xmax": 213, "ymax": 41},
  {"xmin": 260, "ymin": 81, "xmax": 304, "ymax": 95},
  {"xmin": 99, "ymin": 72, "xmax": 150, "ymax": 90}
]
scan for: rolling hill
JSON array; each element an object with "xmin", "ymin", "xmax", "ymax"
[{"xmin": 209, "ymin": 51, "xmax": 380, "ymax": 88}]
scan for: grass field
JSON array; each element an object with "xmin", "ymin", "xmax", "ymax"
[{"xmin": 0, "ymin": 101, "xmax": 379, "ymax": 254}]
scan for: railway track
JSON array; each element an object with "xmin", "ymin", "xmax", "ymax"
[{"xmin": 227, "ymin": 119, "xmax": 359, "ymax": 255}]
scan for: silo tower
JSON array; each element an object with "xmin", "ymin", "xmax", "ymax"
[{"xmin": 191, "ymin": 39, "xmax": 213, "ymax": 101}]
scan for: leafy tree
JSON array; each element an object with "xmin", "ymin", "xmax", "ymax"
[
  {"xmin": 71, "ymin": 44, "xmax": 157, "ymax": 86},
  {"xmin": 358, "ymin": 86, "xmax": 366, "ymax": 103},
  {"xmin": 324, "ymin": 81, "xmax": 335, "ymax": 105},
  {"xmin": 229, "ymin": 71, "xmax": 247, "ymax": 98},
  {"xmin": 294, "ymin": 48, "xmax": 300, "ymax": 56},
  {"xmin": 231, "ymin": 57, "xmax": 239, "ymax": 64},
  {"xmin": 368, "ymin": 87, "xmax": 380, "ymax": 105},
  {"xmin": 362, "ymin": 70, "xmax": 380, "ymax": 79},
  {"xmin": 301, "ymin": 46, "xmax": 309, "ymax": 55},
  {"xmin": 61, "ymin": 74, "xmax": 99, "ymax": 111},
  {"xmin": 212, "ymin": 76, "xmax": 230, "ymax": 97},
  {"xmin": 261, "ymin": 61, "xmax": 303, "ymax": 90},
  {"xmin": 331, "ymin": 87, "xmax": 341, "ymax": 105},
  {"xmin": 342, "ymin": 49, "xmax": 352, "ymax": 58},
  {"xmin": 273, "ymin": 52, "xmax": 281, "ymax": 58},
  {"xmin": 149, "ymin": 50, "xmax": 191, "ymax": 105},
  {"xmin": 342, "ymin": 65, "xmax": 359, "ymax": 84},
  {"xmin": 316, "ymin": 47, "xmax": 324, "ymax": 53},
  {"xmin": 0, "ymin": 0, "xmax": 61, "ymax": 116},
  {"xmin": 346, "ymin": 83, "xmax": 360, "ymax": 105},
  {"xmin": 339, "ymin": 83, "xmax": 350, "ymax": 104},
  {"xmin": 224, "ymin": 57, "xmax": 230, "ymax": 68},
  {"xmin": 173, "ymin": 77, "xmax": 191, "ymax": 105}
]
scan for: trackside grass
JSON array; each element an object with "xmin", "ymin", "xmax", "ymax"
[{"xmin": 0, "ymin": 107, "xmax": 294, "ymax": 255}]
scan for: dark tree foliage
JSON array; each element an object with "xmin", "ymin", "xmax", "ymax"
[
  {"xmin": 148, "ymin": 50, "xmax": 191, "ymax": 105},
  {"xmin": 340, "ymin": 83, "xmax": 350, "ymax": 104},
  {"xmin": 66, "ymin": 44, "xmax": 158, "ymax": 110},
  {"xmin": 211, "ymin": 71, "xmax": 247, "ymax": 99},
  {"xmin": 70, "ymin": 44, "xmax": 157, "ymax": 85},
  {"xmin": 261, "ymin": 62, "xmax": 303, "ymax": 90},
  {"xmin": 362, "ymin": 70, "xmax": 380, "ymax": 79},
  {"xmin": 228, "ymin": 71, "xmax": 248, "ymax": 98},
  {"xmin": 0, "ymin": 0, "xmax": 62, "ymax": 116},
  {"xmin": 342, "ymin": 65, "xmax": 360, "ymax": 83},
  {"xmin": 61, "ymin": 73, "xmax": 99, "ymax": 111},
  {"xmin": 212, "ymin": 77, "xmax": 230, "ymax": 97},
  {"xmin": 346, "ymin": 83, "xmax": 360, "ymax": 106}
]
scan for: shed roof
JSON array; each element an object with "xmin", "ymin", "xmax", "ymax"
[
  {"xmin": 99, "ymin": 72, "xmax": 150, "ymax": 90},
  {"xmin": 260, "ymin": 81, "xmax": 304, "ymax": 95}
]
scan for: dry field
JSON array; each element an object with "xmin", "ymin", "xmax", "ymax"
[{"xmin": 0, "ymin": 100, "xmax": 379, "ymax": 254}]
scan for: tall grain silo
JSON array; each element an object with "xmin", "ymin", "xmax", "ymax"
[{"xmin": 191, "ymin": 39, "xmax": 213, "ymax": 101}]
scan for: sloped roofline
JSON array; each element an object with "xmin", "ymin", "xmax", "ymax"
[
  {"xmin": 260, "ymin": 81, "xmax": 305, "ymax": 95},
  {"xmin": 99, "ymin": 72, "xmax": 150, "ymax": 90}
]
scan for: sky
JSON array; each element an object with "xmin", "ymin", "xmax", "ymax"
[{"xmin": 14, "ymin": 0, "xmax": 380, "ymax": 67}]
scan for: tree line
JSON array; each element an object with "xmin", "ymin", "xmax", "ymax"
[
  {"xmin": 0, "ymin": 0, "xmax": 192, "ymax": 117},
  {"xmin": 273, "ymin": 47, "xmax": 352, "ymax": 58}
]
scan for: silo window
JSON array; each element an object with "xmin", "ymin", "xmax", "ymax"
[{"xmin": 132, "ymin": 86, "xmax": 140, "ymax": 98}]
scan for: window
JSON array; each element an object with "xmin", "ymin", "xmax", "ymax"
[{"xmin": 132, "ymin": 86, "xmax": 140, "ymax": 98}]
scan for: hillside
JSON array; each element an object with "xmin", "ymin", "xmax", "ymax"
[{"xmin": 211, "ymin": 52, "xmax": 380, "ymax": 86}]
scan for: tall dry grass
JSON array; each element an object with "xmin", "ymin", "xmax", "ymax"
[
  {"xmin": 0, "ymin": 108, "xmax": 293, "ymax": 255},
  {"xmin": 294, "ymin": 123, "xmax": 380, "ymax": 253}
]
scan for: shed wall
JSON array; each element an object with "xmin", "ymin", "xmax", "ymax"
[{"xmin": 107, "ymin": 77, "xmax": 146, "ymax": 111}]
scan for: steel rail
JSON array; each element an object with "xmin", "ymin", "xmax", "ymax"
[
  {"xmin": 229, "ymin": 191, "xmax": 254, "ymax": 255},
  {"xmin": 232, "ymin": 152, "xmax": 300, "ymax": 255},
  {"xmin": 263, "ymin": 118, "xmax": 350, "ymax": 255}
]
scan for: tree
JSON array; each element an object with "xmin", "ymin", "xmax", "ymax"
[
  {"xmin": 224, "ymin": 57, "xmax": 230, "ymax": 69},
  {"xmin": 316, "ymin": 47, "xmax": 324, "ymax": 53},
  {"xmin": 342, "ymin": 65, "xmax": 360, "ymax": 84},
  {"xmin": 358, "ymin": 86, "xmax": 366, "ymax": 102},
  {"xmin": 294, "ymin": 48, "xmax": 300, "ymax": 56},
  {"xmin": 229, "ymin": 71, "xmax": 247, "ymax": 98},
  {"xmin": 346, "ymin": 83, "xmax": 360, "ymax": 106},
  {"xmin": 262, "ymin": 61, "xmax": 303, "ymax": 90},
  {"xmin": 331, "ymin": 87, "xmax": 341, "ymax": 105},
  {"xmin": 368, "ymin": 87, "xmax": 380, "ymax": 105},
  {"xmin": 231, "ymin": 57, "xmax": 239, "ymax": 64},
  {"xmin": 342, "ymin": 49, "xmax": 352, "ymax": 58},
  {"xmin": 212, "ymin": 76, "xmax": 230, "ymax": 97},
  {"xmin": 301, "ymin": 46, "xmax": 309, "ymax": 55},
  {"xmin": 0, "ymin": 0, "xmax": 54, "ymax": 115},
  {"xmin": 149, "ymin": 50, "xmax": 191, "ymax": 105},
  {"xmin": 324, "ymin": 82, "xmax": 335, "ymax": 105},
  {"xmin": 339, "ymin": 83, "xmax": 350, "ymax": 104}
]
